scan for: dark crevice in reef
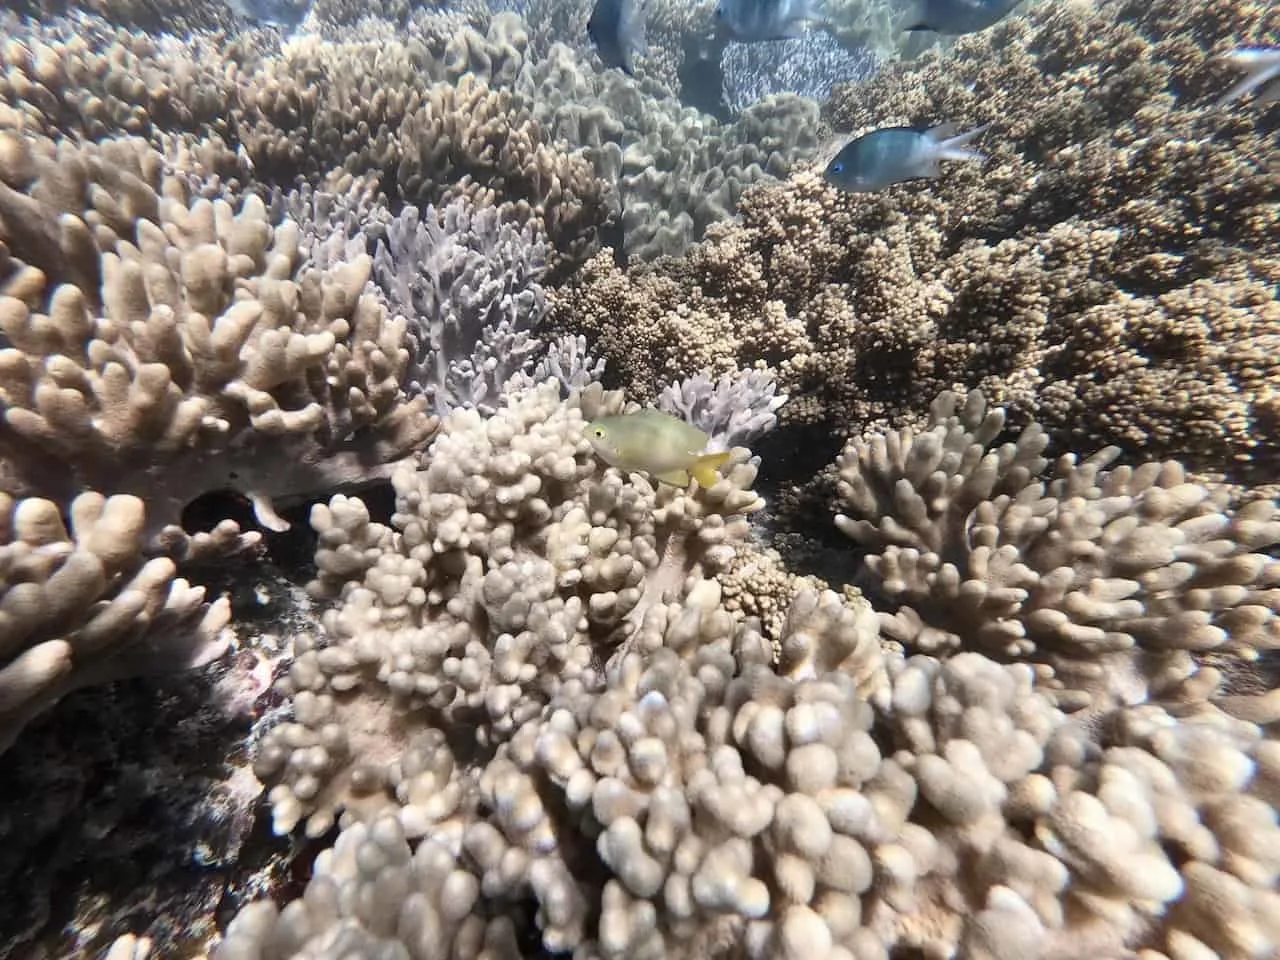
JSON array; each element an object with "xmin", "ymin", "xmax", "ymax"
[{"xmin": 677, "ymin": 34, "xmax": 733, "ymax": 123}]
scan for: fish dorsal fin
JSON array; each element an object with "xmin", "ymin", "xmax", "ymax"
[{"xmin": 925, "ymin": 121, "xmax": 959, "ymax": 141}]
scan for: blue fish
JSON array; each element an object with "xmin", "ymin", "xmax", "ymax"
[
  {"xmin": 902, "ymin": 0, "xmax": 1020, "ymax": 35},
  {"xmin": 588, "ymin": 0, "xmax": 649, "ymax": 75},
  {"xmin": 823, "ymin": 123, "xmax": 989, "ymax": 193},
  {"xmin": 1215, "ymin": 46, "xmax": 1280, "ymax": 106},
  {"xmin": 713, "ymin": 0, "xmax": 825, "ymax": 43}
]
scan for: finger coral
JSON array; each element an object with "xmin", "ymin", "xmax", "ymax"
[
  {"xmin": 220, "ymin": 397, "xmax": 1280, "ymax": 956},
  {"xmin": 0, "ymin": 131, "xmax": 436, "ymax": 551},
  {"xmin": 835, "ymin": 389, "xmax": 1280, "ymax": 716},
  {"xmin": 372, "ymin": 195, "xmax": 550, "ymax": 415},
  {"xmin": 252, "ymin": 380, "xmax": 768, "ymax": 837},
  {"xmin": 0, "ymin": 490, "xmax": 231, "ymax": 752}
]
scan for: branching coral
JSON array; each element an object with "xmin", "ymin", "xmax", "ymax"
[
  {"xmin": 0, "ymin": 490, "xmax": 231, "ymax": 752},
  {"xmin": 835, "ymin": 389, "xmax": 1280, "ymax": 716},
  {"xmin": 0, "ymin": 132, "xmax": 436, "ymax": 550},
  {"xmin": 659, "ymin": 366, "xmax": 788, "ymax": 452},
  {"xmin": 219, "ymin": 384, "xmax": 1280, "ymax": 955},
  {"xmin": 252, "ymin": 380, "xmax": 766, "ymax": 837},
  {"xmin": 371, "ymin": 196, "xmax": 549, "ymax": 415}
]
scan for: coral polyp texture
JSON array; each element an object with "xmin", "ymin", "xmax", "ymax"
[
  {"xmin": 0, "ymin": 490, "xmax": 230, "ymax": 752},
  {"xmin": 835, "ymin": 389, "xmax": 1280, "ymax": 717},
  {"xmin": 0, "ymin": 131, "xmax": 436, "ymax": 551},
  {"xmin": 552, "ymin": 0, "xmax": 1279, "ymax": 477}
]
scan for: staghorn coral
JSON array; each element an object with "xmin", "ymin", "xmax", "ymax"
[
  {"xmin": 0, "ymin": 490, "xmax": 231, "ymax": 752},
  {"xmin": 659, "ymin": 366, "xmax": 789, "ymax": 453},
  {"xmin": 371, "ymin": 195, "xmax": 550, "ymax": 415},
  {"xmin": 0, "ymin": 132, "xmax": 436, "ymax": 550},
  {"xmin": 552, "ymin": 0, "xmax": 1279, "ymax": 479},
  {"xmin": 835, "ymin": 389, "xmax": 1280, "ymax": 716}
]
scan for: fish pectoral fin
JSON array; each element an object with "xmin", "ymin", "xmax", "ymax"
[
  {"xmin": 655, "ymin": 468, "xmax": 692, "ymax": 487},
  {"xmin": 690, "ymin": 451, "xmax": 733, "ymax": 488}
]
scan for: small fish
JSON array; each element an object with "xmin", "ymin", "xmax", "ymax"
[
  {"xmin": 227, "ymin": 0, "xmax": 312, "ymax": 29},
  {"xmin": 713, "ymin": 0, "xmax": 825, "ymax": 43},
  {"xmin": 585, "ymin": 410, "xmax": 732, "ymax": 487},
  {"xmin": 1215, "ymin": 46, "xmax": 1280, "ymax": 106},
  {"xmin": 823, "ymin": 122, "xmax": 988, "ymax": 192},
  {"xmin": 588, "ymin": 0, "xmax": 649, "ymax": 75},
  {"xmin": 902, "ymin": 0, "xmax": 1020, "ymax": 35}
]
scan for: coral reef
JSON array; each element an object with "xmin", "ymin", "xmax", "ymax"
[
  {"xmin": 552, "ymin": 0, "xmax": 1280, "ymax": 478},
  {"xmin": 0, "ymin": 0, "xmax": 1275, "ymax": 954},
  {"xmin": 371, "ymin": 196, "xmax": 549, "ymax": 415},
  {"xmin": 0, "ymin": 132, "xmax": 436, "ymax": 549},
  {"xmin": 220, "ymin": 387, "xmax": 1280, "ymax": 958},
  {"xmin": 0, "ymin": 7, "xmax": 826, "ymax": 264},
  {"xmin": 835, "ymin": 389, "xmax": 1280, "ymax": 717}
]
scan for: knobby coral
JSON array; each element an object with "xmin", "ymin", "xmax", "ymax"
[
  {"xmin": 218, "ymin": 384, "xmax": 1280, "ymax": 959},
  {"xmin": 0, "ymin": 490, "xmax": 230, "ymax": 752},
  {"xmin": 835, "ymin": 389, "xmax": 1280, "ymax": 719}
]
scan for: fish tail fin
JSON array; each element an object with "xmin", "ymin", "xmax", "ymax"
[
  {"xmin": 691, "ymin": 451, "xmax": 733, "ymax": 489},
  {"xmin": 655, "ymin": 468, "xmax": 691, "ymax": 487},
  {"xmin": 931, "ymin": 122, "xmax": 989, "ymax": 164}
]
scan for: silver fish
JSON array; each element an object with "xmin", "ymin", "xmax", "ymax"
[
  {"xmin": 227, "ymin": 0, "xmax": 312, "ymax": 29},
  {"xmin": 902, "ymin": 0, "xmax": 1020, "ymax": 35},
  {"xmin": 588, "ymin": 0, "xmax": 649, "ymax": 75},
  {"xmin": 1215, "ymin": 46, "xmax": 1280, "ymax": 106},
  {"xmin": 823, "ymin": 123, "xmax": 989, "ymax": 193},
  {"xmin": 713, "ymin": 0, "xmax": 825, "ymax": 43}
]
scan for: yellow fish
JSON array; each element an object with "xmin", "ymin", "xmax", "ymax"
[{"xmin": 585, "ymin": 409, "xmax": 732, "ymax": 488}]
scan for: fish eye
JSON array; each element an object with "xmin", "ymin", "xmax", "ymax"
[
  {"xmin": 593, "ymin": 428, "xmax": 605, "ymax": 438},
  {"xmin": 831, "ymin": 162, "xmax": 843, "ymax": 173},
  {"xmin": 713, "ymin": 5, "xmax": 724, "ymax": 16}
]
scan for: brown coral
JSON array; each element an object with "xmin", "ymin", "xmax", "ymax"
[
  {"xmin": 0, "ymin": 132, "xmax": 436, "ymax": 554},
  {"xmin": 550, "ymin": 0, "xmax": 1279, "ymax": 480}
]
